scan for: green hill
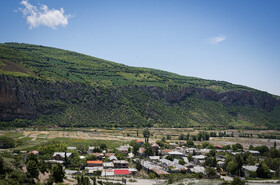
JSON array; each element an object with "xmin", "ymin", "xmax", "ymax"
[{"xmin": 0, "ymin": 43, "xmax": 279, "ymax": 129}]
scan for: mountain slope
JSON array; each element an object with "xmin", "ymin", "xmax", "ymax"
[{"xmin": 0, "ymin": 43, "xmax": 279, "ymax": 129}]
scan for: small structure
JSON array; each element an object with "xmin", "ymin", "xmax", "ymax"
[
  {"xmin": 67, "ymin": 146, "xmax": 77, "ymax": 150},
  {"xmin": 242, "ymin": 165, "xmax": 257, "ymax": 177},
  {"xmin": 65, "ymin": 170, "xmax": 81, "ymax": 175},
  {"xmin": 52, "ymin": 152, "xmax": 73, "ymax": 161},
  {"xmin": 87, "ymin": 161, "xmax": 103, "ymax": 167},
  {"xmin": 87, "ymin": 147, "xmax": 95, "ymax": 154},
  {"xmin": 113, "ymin": 160, "xmax": 129, "ymax": 168}
]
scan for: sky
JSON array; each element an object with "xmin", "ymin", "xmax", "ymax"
[{"xmin": 0, "ymin": 0, "xmax": 280, "ymax": 95}]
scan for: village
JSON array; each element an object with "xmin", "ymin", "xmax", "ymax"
[{"xmin": 11, "ymin": 128, "xmax": 279, "ymax": 185}]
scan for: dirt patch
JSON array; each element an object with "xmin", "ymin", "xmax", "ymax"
[{"xmin": 0, "ymin": 59, "xmax": 37, "ymax": 76}]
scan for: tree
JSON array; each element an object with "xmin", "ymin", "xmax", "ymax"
[
  {"xmin": 167, "ymin": 134, "xmax": 171, "ymax": 140},
  {"xmin": 100, "ymin": 143, "xmax": 107, "ymax": 150},
  {"xmin": 0, "ymin": 136, "xmax": 15, "ymax": 148},
  {"xmin": 26, "ymin": 160, "xmax": 39, "ymax": 178},
  {"xmin": 51, "ymin": 163, "xmax": 65, "ymax": 183},
  {"xmin": 230, "ymin": 177, "xmax": 245, "ymax": 185},
  {"xmin": 144, "ymin": 143, "xmax": 153, "ymax": 156},
  {"xmin": 226, "ymin": 161, "xmax": 237, "ymax": 175},
  {"xmin": 206, "ymin": 167, "xmax": 216, "ymax": 178},
  {"xmin": 186, "ymin": 140, "xmax": 194, "ymax": 147},
  {"xmin": 143, "ymin": 128, "xmax": 150, "ymax": 143},
  {"xmin": 256, "ymin": 162, "xmax": 270, "ymax": 178},
  {"xmin": 77, "ymin": 174, "xmax": 90, "ymax": 185},
  {"xmin": 0, "ymin": 156, "xmax": 5, "ymax": 175},
  {"xmin": 136, "ymin": 160, "xmax": 142, "ymax": 171},
  {"xmin": 179, "ymin": 159, "xmax": 185, "ymax": 165},
  {"xmin": 274, "ymin": 141, "xmax": 277, "ymax": 149}
]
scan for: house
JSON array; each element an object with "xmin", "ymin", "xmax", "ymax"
[
  {"xmin": 101, "ymin": 169, "xmax": 114, "ymax": 177},
  {"xmin": 169, "ymin": 143, "xmax": 179, "ymax": 148},
  {"xmin": 52, "ymin": 152, "xmax": 73, "ymax": 161},
  {"xmin": 149, "ymin": 156, "xmax": 160, "ymax": 160},
  {"xmin": 117, "ymin": 145, "xmax": 130, "ymax": 154},
  {"xmin": 191, "ymin": 166, "xmax": 205, "ymax": 174},
  {"xmin": 248, "ymin": 150, "xmax": 260, "ymax": 156},
  {"xmin": 113, "ymin": 160, "xmax": 129, "ymax": 168},
  {"xmin": 151, "ymin": 143, "xmax": 160, "ymax": 154},
  {"xmin": 103, "ymin": 162, "xmax": 114, "ymax": 169},
  {"xmin": 114, "ymin": 169, "xmax": 131, "ymax": 177},
  {"xmin": 87, "ymin": 161, "xmax": 103, "ymax": 167},
  {"xmin": 28, "ymin": 150, "xmax": 39, "ymax": 155},
  {"xmin": 91, "ymin": 153, "xmax": 104, "ymax": 159},
  {"xmin": 109, "ymin": 156, "xmax": 118, "ymax": 161},
  {"xmin": 87, "ymin": 147, "xmax": 95, "ymax": 154},
  {"xmin": 136, "ymin": 140, "xmax": 144, "ymax": 146},
  {"xmin": 185, "ymin": 148, "xmax": 198, "ymax": 154},
  {"xmin": 168, "ymin": 151, "xmax": 184, "ymax": 157},
  {"xmin": 85, "ymin": 167, "xmax": 103, "ymax": 175},
  {"xmin": 65, "ymin": 170, "xmax": 81, "ymax": 175},
  {"xmin": 214, "ymin": 145, "xmax": 223, "ymax": 149},
  {"xmin": 138, "ymin": 147, "xmax": 146, "ymax": 156},
  {"xmin": 105, "ymin": 153, "xmax": 115, "ymax": 157},
  {"xmin": 192, "ymin": 155, "xmax": 206, "ymax": 165},
  {"xmin": 161, "ymin": 149, "xmax": 173, "ymax": 155},
  {"xmin": 199, "ymin": 149, "xmax": 210, "ymax": 155},
  {"xmin": 217, "ymin": 161, "xmax": 225, "ymax": 168}
]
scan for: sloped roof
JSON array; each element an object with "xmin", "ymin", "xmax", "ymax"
[{"xmin": 114, "ymin": 169, "xmax": 130, "ymax": 175}]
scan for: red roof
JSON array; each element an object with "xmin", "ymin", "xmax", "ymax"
[
  {"xmin": 215, "ymin": 145, "xmax": 223, "ymax": 149},
  {"xmin": 136, "ymin": 140, "xmax": 143, "ymax": 143},
  {"xmin": 87, "ymin": 161, "xmax": 103, "ymax": 164},
  {"xmin": 114, "ymin": 169, "xmax": 130, "ymax": 175},
  {"xmin": 28, "ymin": 151, "xmax": 38, "ymax": 155}
]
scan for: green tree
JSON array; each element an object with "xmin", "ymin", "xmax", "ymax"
[
  {"xmin": 230, "ymin": 177, "xmax": 245, "ymax": 185},
  {"xmin": 77, "ymin": 174, "xmax": 90, "ymax": 185},
  {"xmin": 0, "ymin": 156, "xmax": 5, "ymax": 175},
  {"xmin": 179, "ymin": 159, "xmax": 185, "ymax": 165},
  {"xmin": 51, "ymin": 163, "xmax": 65, "ymax": 183},
  {"xmin": 256, "ymin": 162, "xmax": 270, "ymax": 178},
  {"xmin": 0, "ymin": 136, "xmax": 15, "ymax": 148},
  {"xmin": 26, "ymin": 160, "xmax": 39, "ymax": 178},
  {"xmin": 143, "ymin": 128, "xmax": 150, "ymax": 143},
  {"xmin": 206, "ymin": 167, "xmax": 216, "ymax": 178},
  {"xmin": 226, "ymin": 161, "xmax": 237, "ymax": 175}
]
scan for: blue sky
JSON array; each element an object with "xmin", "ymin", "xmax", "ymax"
[{"xmin": 0, "ymin": 0, "xmax": 280, "ymax": 95}]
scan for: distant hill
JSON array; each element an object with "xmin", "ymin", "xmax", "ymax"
[{"xmin": 0, "ymin": 43, "xmax": 279, "ymax": 129}]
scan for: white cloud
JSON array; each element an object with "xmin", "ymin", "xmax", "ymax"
[
  {"xmin": 19, "ymin": 0, "xmax": 70, "ymax": 29},
  {"xmin": 209, "ymin": 35, "xmax": 226, "ymax": 45}
]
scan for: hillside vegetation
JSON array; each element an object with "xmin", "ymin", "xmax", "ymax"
[{"xmin": 0, "ymin": 43, "xmax": 279, "ymax": 129}]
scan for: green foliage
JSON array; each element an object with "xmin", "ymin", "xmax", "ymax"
[
  {"xmin": 26, "ymin": 160, "xmax": 39, "ymax": 178},
  {"xmin": 0, "ymin": 137, "xmax": 15, "ymax": 148},
  {"xmin": 51, "ymin": 163, "xmax": 65, "ymax": 183},
  {"xmin": 0, "ymin": 43, "xmax": 279, "ymax": 128},
  {"xmin": 256, "ymin": 162, "xmax": 271, "ymax": 178}
]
